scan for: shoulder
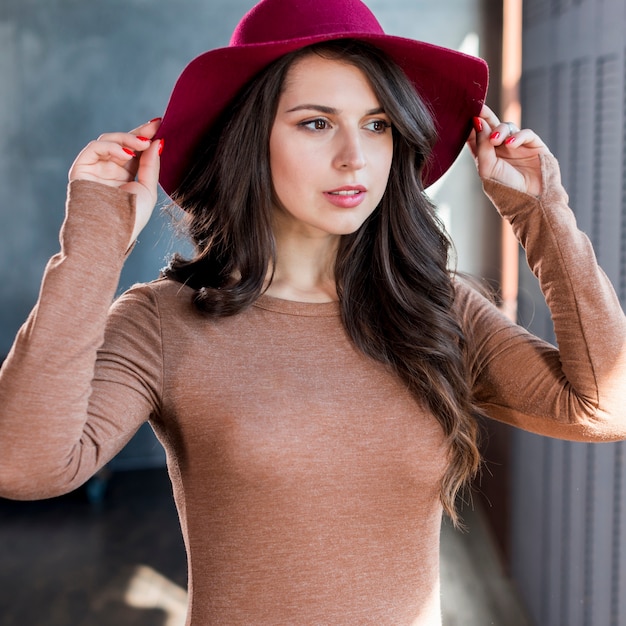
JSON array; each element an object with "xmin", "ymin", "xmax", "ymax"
[
  {"xmin": 451, "ymin": 275, "xmax": 514, "ymax": 338},
  {"xmin": 451, "ymin": 275, "xmax": 495, "ymax": 313},
  {"xmin": 101, "ymin": 278, "xmax": 204, "ymax": 360},
  {"xmin": 109, "ymin": 276, "xmax": 197, "ymax": 323}
]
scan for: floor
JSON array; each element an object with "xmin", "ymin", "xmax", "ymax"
[
  {"xmin": 0, "ymin": 468, "xmax": 531, "ymax": 625},
  {"xmin": 440, "ymin": 506, "xmax": 531, "ymax": 626}
]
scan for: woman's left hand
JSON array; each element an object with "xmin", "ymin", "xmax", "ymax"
[{"xmin": 466, "ymin": 104, "xmax": 551, "ymax": 197}]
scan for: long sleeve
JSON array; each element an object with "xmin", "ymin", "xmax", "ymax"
[
  {"xmin": 0, "ymin": 181, "xmax": 162, "ymax": 499},
  {"xmin": 460, "ymin": 153, "xmax": 626, "ymax": 441}
]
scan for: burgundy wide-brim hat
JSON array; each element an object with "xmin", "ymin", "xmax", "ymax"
[{"xmin": 156, "ymin": 0, "xmax": 488, "ymax": 197}]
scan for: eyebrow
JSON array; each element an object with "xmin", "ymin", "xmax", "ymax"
[{"xmin": 285, "ymin": 104, "xmax": 386, "ymax": 116}]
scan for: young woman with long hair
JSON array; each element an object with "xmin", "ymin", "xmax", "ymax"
[{"xmin": 1, "ymin": 0, "xmax": 625, "ymax": 623}]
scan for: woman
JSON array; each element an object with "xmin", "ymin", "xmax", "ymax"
[{"xmin": 1, "ymin": 0, "xmax": 625, "ymax": 624}]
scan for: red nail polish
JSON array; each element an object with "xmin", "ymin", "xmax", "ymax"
[
  {"xmin": 490, "ymin": 131, "xmax": 500, "ymax": 141},
  {"xmin": 158, "ymin": 138, "xmax": 165, "ymax": 156},
  {"xmin": 137, "ymin": 136, "xmax": 150, "ymax": 142},
  {"xmin": 149, "ymin": 117, "xmax": 162, "ymax": 123},
  {"xmin": 473, "ymin": 117, "xmax": 483, "ymax": 133},
  {"xmin": 123, "ymin": 147, "xmax": 137, "ymax": 157},
  {"xmin": 505, "ymin": 136, "xmax": 516, "ymax": 145}
]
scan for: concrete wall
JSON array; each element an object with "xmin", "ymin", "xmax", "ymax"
[{"xmin": 0, "ymin": 0, "xmax": 248, "ymax": 357}]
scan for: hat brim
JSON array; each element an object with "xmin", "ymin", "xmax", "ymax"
[{"xmin": 156, "ymin": 32, "xmax": 488, "ymax": 196}]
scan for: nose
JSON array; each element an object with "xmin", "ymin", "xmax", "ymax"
[{"xmin": 332, "ymin": 128, "xmax": 366, "ymax": 171}]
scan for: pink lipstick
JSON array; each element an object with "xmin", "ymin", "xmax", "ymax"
[{"xmin": 323, "ymin": 185, "xmax": 367, "ymax": 208}]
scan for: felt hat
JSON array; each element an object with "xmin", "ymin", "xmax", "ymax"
[{"xmin": 156, "ymin": 0, "xmax": 488, "ymax": 196}]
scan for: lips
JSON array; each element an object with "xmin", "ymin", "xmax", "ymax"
[
  {"xmin": 329, "ymin": 189, "xmax": 361, "ymax": 196},
  {"xmin": 323, "ymin": 185, "xmax": 367, "ymax": 208},
  {"xmin": 326, "ymin": 185, "xmax": 367, "ymax": 195}
]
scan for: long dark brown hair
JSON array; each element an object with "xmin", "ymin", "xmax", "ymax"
[{"xmin": 164, "ymin": 39, "xmax": 483, "ymax": 525}]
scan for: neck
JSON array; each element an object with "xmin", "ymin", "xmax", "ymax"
[{"xmin": 264, "ymin": 233, "xmax": 339, "ymax": 303}]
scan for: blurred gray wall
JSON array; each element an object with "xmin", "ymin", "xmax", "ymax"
[{"xmin": 0, "ymin": 0, "xmax": 250, "ymax": 358}]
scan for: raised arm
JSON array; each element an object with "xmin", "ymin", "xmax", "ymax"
[
  {"xmin": 0, "ymin": 121, "xmax": 164, "ymax": 499},
  {"xmin": 460, "ymin": 107, "xmax": 626, "ymax": 440}
]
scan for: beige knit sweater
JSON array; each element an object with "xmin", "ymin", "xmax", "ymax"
[{"xmin": 1, "ymin": 154, "xmax": 625, "ymax": 625}]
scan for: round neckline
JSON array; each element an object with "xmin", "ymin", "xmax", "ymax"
[{"xmin": 253, "ymin": 293, "xmax": 341, "ymax": 317}]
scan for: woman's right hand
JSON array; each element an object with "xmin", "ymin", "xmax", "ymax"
[{"xmin": 68, "ymin": 118, "xmax": 163, "ymax": 246}]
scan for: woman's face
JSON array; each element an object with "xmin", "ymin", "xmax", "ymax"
[{"xmin": 269, "ymin": 54, "xmax": 394, "ymax": 239}]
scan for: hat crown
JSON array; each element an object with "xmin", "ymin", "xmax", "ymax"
[{"xmin": 230, "ymin": 0, "xmax": 384, "ymax": 46}]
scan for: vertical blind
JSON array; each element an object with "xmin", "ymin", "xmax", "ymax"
[{"xmin": 513, "ymin": 1, "xmax": 626, "ymax": 624}]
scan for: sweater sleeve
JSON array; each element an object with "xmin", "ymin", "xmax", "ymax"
[
  {"xmin": 0, "ymin": 181, "xmax": 162, "ymax": 499},
  {"xmin": 459, "ymin": 153, "xmax": 626, "ymax": 441}
]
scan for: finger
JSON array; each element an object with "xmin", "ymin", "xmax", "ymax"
[
  {"xmin": 468, "ymin": 116, "xmax": 499, "ymax": 179},
  {"xmin": 127, "ymin": 138, "xmax": 163, "ymax": 243},
  {"xmin": 96, "ymin": 131, "xmax": 153, "ymax": 155},
  {"xmin": 477, "ymin": 104, "xmax": 500, "ymax": 130},
  {"xmin": 135, "ymin": 137, "xmax": 163, "ymax": 193},
  {"xmin": 107, "ymin": 118, "xmax": 163, "ymax": 158},
  {"xmin": 467, "ymin": 114, "xmax": 495, "ymax": 151},
  {"xmin": 69, "ymin": 139, "xmax": 139, "ymax": 182},
  {"xmin": 488, "ymin": 121, "xmax": 520, "ymax": 145},
  {"xmin": 128, "ymin": 119, "xmax": 162, "ymax": 155},
  {"xmin": 465, "ymin": 106, "xmax": 498, "ymax": 159},
  {"xmin": 466, "ymin": 116, "xmax": 486, "ymax": 158},
  {"xmin": 475, "ymin": 105, "xmax": 521, "ymax": 144},
  {"xmin": 499, "ymin": 128, "xmax": 549, "ymax": 151},
  {"xmin": 129, "ymin": 117, "xmax": 162, "ymax": 136}
]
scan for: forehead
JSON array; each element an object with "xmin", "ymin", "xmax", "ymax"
[{"xmin": 280, "ymin": 54, "xmax": 381, "ymax": 106}]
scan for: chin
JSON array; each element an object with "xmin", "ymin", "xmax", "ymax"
[{"xmin": 324, "ymin": 215, "xmax": 373, "ymax": 236}]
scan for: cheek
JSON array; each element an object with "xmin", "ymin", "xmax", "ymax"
[
  {"xmin": 270, "ymin": 152, "xmax": 302, "ymax": 203},
  {"xmin": 384, "ymin": 138, "xmax": 394, "ymax": 172},
  {"xmin": 369, "ymin": 133, "xmax": 393, "ymax": 170},
  {"xmin": 373, "ymin": 143, "xmax": 394, "ymax": 191},
  {"xmin": 269, "ymin": 131, "xmax": 296, "ymax": 189},
  {"xmin": 270, "ymin": 137, "xmax": 317, "ymax": 200}
]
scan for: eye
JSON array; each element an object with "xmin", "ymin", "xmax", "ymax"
[
  {"xmin": 298, "ymin": 118, "xmax": 330, "ymax": 131},
  {"xmin": 364, "ymin": 119, "xmax": 391, "ymax": 133}
]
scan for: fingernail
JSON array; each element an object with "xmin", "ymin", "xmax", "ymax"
[
  {"xmin": 490, "ymin": 131, "xmax": 500, "ymax": 141},
  {"xmin": 158, "ymin": 138, "xmax": 165, "ymax": 156},
  {"xmin": 137, "ymin": 136, "xmax": 150, "ymax": 142},
  {"xmin": 473, "ymin": 117, "xmax": 483, "ymax": 133},
  {"xmin": 149, "ymin": 117, "xmax": 162, "ymax": 123},
  {"xmin": 123, "ymin": 147, "xmax": 137, "ymax": 157},
  {"xmin": 505, "ymin": 136, "xmax": 516, "ymax": 145}
]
